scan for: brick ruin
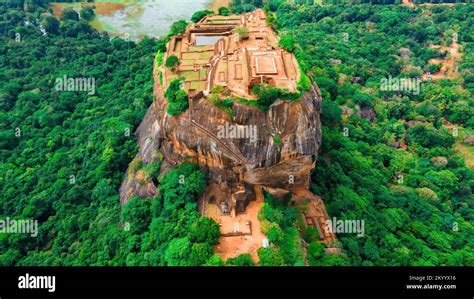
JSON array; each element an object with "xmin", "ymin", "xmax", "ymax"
[{"xmin": 163, "ymin": 9, "xmax": 301, "ymax": 99}]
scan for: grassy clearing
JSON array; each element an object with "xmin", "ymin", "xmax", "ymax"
[{"xmin": 180, "ymin": 70, "xmax": 200, "ymax": 81}]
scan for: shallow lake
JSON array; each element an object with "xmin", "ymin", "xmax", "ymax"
[{"xmin": 94, "ymin": 0, "xmax": 213, "ymax": 40}]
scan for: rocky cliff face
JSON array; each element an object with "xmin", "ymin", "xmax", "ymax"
[{"xmin": 119, "ymin": 66, "xmax": 323, "ymax": 215}]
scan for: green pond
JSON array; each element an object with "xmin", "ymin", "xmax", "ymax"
[{"xmin": 93, "ymin": 0, "xmax": 214, "ymax": 40}]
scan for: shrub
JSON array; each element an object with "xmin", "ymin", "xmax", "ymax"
[
  {"xmin": 279, "ymin": 227, "xmax": 305, "ymax": 265},
  {"xmin": 428, "ymin": 63, "xmax": 442, "ymax": 74},
  {"xmin": 165, "ymin": 78, "xmax": 189, "ymax": 116},
  {"xmin": 189, "ymin": 217, "xmax": 220, "ymax": 245},
  {"xmin": 226, "ymin": 254, "xmax": 254, "ymax": 266},
  {"xmin": 211, "ymin": 85, "xmax": 224, "ymax": 94},
  {"xmin": 61, "ymin": 8, "xmax": 79, "ymax": 21},
  {"xmin": 156, "ymin": 52, "xmax": 164, "ymax": 66},
  {"xmin": 258, "ymin": 247, "xmax": 285, "ymax": 266},
  {"xmin": 315, "ymin": 77, "xmax": 338, "ymax": 100},
  {"xmin": 121, "ymin": 197, "xmax": 152, "ymax": 234},
  {"xmin": 128, "ymin": 157, "xmax": 143, "ymax": 177},
  {"xmin": 214, "ymin": 98, "xmax": 234, "ymax": 116},
  {"xmin": 165, "ymin": 55, "xmax": 179, "ymax": 69},
  {"xmin": 142, "ymin": 161, "xmax": 162, "ymax": 181},
  {"xmin": 267, "ymin": 225, "xmax": 284, "ymax": 243},
  {"xmin": 307, "ymin": 242, "xmax": 325, "ymax": 265},
  {"xmin": 322, "ymin": 99, "xmax": 342, "ymax": 126},
  {"xmin": 353, "ymin": 92, "xmax": 373, "ymax": 109},
  {"xmin": 191, "ymin": 10, "xmax": 214, "ymax": 23},
  {"xmin": 164, "ymin": 237, "xmax": 192, "ymax": 266},
  {"xmin": 80, "ymin": 6, "xmax": 95, "ymax": 21},
  {"xmin": 42, "ymin": 16, "xmax": 60, "ymax": 34},
  {"xmin": 253, "ymin": 84, "xmax": 300, "ymax": 111},
  {"xmin": 168, "ymin": 90, "xmax": 188, "ymax": 115},
  {"xmin": 232, "ymin": 26, "xmax": 249, "ymax": 40},
  {"xmin": 205, "ymin": 255, "xmax": 225, "ymax": 266},
  {"xmin": 189, "ymin": 243, "xmax": 214, "ymax": 265},
  {"xmin": 260, "ymin": 202, "xmax": 284, "ymax": 224},
  {"xmin": 297, "ymin": 72, "xmax": 311, "ymax": 92},
  {"xmin": 168, "ymin": 20, "xmax": 188, "ymax": 39},
  {"xmin": 218, "ymin": 7, "xmax": 231, "ymax": 16},
  {"xmin": 159, "ymin": 163, "xmax": 207, "ymax": 211},
  {"xmin": 279, "ymin": 35, "xmax": 295, "ymax": 52},
  {"xmin": 304, "ymin": 227, "xmax": 321, "ymax": 243}
]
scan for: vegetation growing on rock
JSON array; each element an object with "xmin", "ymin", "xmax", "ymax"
[{"xmin": 165, "ymin": 78, "xmax": 189, "ymax": 116}]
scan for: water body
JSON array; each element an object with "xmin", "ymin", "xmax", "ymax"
[
  {"xmin": 195, "ymin": 35, "xmax": 225, "ymax": 46},
  {"xmin": 96, "ymin": 0, "xmax": 213, "ymax": 40}
]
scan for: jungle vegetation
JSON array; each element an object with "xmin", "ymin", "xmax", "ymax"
[{"xmin": 0, "ymin": 0, "xmax": 472, "ymax": 266}]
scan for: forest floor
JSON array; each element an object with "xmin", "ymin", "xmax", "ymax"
[{"xmin": 209, "ymin": 186, "xmax": 266, "ymax": 264}]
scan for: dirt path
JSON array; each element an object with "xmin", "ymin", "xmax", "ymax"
[
  {"xmin": 210, "ymin": 186, "xmax": 266, "ymax": 264},
  {"xmin": 457, "ymin": 143, "xmax": 474, "ymax": 168},
  {"xmin": 402, "ymin": 0, "xmax": 463, "ymax": 81},
  {"xmin": 423, "ymin": 39, "xmax": 460, "ymax": 80}
]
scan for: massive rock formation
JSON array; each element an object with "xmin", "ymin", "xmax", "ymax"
[
  {"xmin": 119, "ymin": 9, "xmax": 323, "ymax": 217},
  {"xmin": 119, "ymin": 77, "xmax": 322, "ymax": 215}
]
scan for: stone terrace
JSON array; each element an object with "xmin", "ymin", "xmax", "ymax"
[{"xmin": 162, "ymin": 9, "xmax": 301, "ymax": 99}]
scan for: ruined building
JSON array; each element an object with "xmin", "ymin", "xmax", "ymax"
[{"xmin": 165, "ymin": 9, "xmax": 300, "ymax": 97}]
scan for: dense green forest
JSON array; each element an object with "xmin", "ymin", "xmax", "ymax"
[
  {"xmin": 0, "ymin": 2, "xmax": 222, "ymax": 266},
  {"xmin": 234, "ymin": 0, "xmax": 473, "ymax": 265},
  {"xmin": 1, "ymin": 1, "xmax": 473, "ymax": 266}
]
